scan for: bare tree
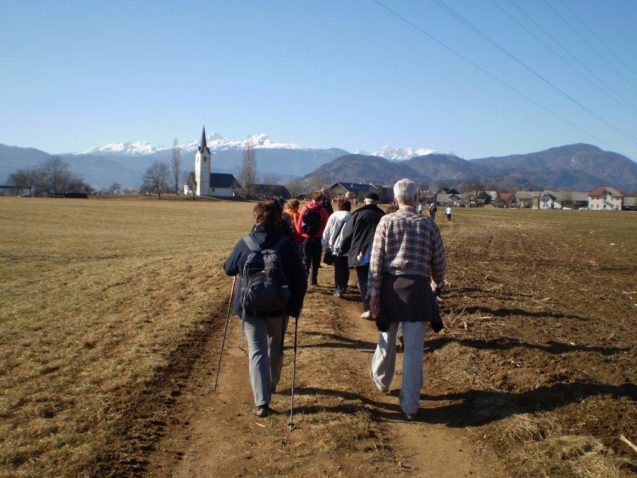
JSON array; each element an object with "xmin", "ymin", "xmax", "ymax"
[
  {"xmin": 171, "ymin": 138, "xmax": 181, "ymax": 194},
  {"xmin": 262, "ymin": 173, "xmax": 282, "ymax": 185},
  {"xmin": 186, "ymin": 172, "xmax": 197, "ymax": 200},
  {"xmin": 8, "ymin": 169, "xmax": 35, "ymax": 195},
  {"xmin": 307, "ymin": 170, "xmax": 327, "ymax": 193},
  {"xmin": 286, "ymin": 178, "xmax": 305, "ymax": 198},
  {"xmin": 239, "ymin": 136, "xmax": 257, "ymax": 199},
  {"xmin": 108, "ymin": 182, "xmax": 121, "ymax": 195},
  {"xmin": 142, "ymin": 161, "xmax": 171, "ymax": 199}
]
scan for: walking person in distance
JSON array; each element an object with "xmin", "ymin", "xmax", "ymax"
[
  {"xmin": 445, "ymin": 205, "xmax": 452, "ymax": 221},
  {"xmin": 321, "ymin": 198, "xmax": 352, "ymax": 298},
  {"xmin": 297, "ymin": 191, "xmax": 329, "ymax": 286},
  {"xmin": 429, "ymin": 202, "xmax": 437, "ymax": 220},
  {"xmin": 369, "ymin": 179, "xmax": 446, "ymax": 420},
  {"xmin": 340, "ymin": 192, "xmax": 385, "ymax": 319},
  {"xmin": 223, "ymin": 201, "xmax": 307, "ymax": 417}
]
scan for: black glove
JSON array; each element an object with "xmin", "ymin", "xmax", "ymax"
[{"xmin": 431, "ymin": 318, "xmax": 444, "ymax": 333}]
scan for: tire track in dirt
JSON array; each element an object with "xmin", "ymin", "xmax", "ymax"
[{"xmin": 145, "ymin": 267, "xmax": 508, "ymax": 477}]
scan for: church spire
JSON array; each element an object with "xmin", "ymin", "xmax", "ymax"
[{"xmin": 198, "ymin": 126, "xmax": 210, "ymax": 154}]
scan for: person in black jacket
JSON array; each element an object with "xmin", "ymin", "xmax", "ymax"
[
  {"xmin": 340, "ymin": 192, "xmax": 385, "ymax": 319},
  {"xmin": 224, "ymin": 201, "xmax": 307, "ymax": 417}
]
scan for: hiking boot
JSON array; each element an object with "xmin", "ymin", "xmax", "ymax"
[
  {"xmin": 255, "ymin": 405, "xmax": 270, "ymax": 418},
  {"xmin": 360, "ymin": 311, "xmax": 371, "ymax": 320}
]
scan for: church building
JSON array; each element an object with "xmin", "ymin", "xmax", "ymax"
[{"xmin": 184, "ymin": 127, "xmax": 241, "ymax": 198}]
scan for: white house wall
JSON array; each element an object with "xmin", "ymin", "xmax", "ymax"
[
  {"xmin": 210, "ymin": 188, "xmax": 236, "ymax": 198},
  {"xmin": 588, "ymin": 197, "xmax": 622, "ymax": 210}
]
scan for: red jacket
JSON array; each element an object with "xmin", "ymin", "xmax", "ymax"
[{"xmin": 297, "ymin": 202, "xmax": 329, "ymax": 239}]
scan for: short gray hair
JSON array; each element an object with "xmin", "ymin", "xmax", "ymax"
[{"xmin": 393, "ymin": 178, "xmax": 417, "ymax": 203}]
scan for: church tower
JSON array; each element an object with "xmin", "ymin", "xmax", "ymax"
[{"xmin": 195, "ymin": 126, "xmax": 211, "ymax": 196}]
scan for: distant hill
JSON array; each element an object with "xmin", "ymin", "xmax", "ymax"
[
  {"xmin": 404, "ymin": 153, "xmax": 486, "ymax": 181},
  {"xmin": 305, "ymin": 154, "xmax": 419, "ymax": 185},
  {"xmin": 303, "ymin": 144, "xmax": 637, "ymax": 192},
  {"xmin": 471, "ymin": 144, "xmax": 637, "ymax": 191},
  {"xmin": 0, "ymin": 144, "xmax": 51, "ymax": 181}
]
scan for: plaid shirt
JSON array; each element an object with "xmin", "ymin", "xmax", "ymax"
[{"xmin": 368, "ymin": 206, "xmax": 446, "ymax": 298}]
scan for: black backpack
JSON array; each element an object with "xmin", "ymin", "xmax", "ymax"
[
  {"xmin": 240, "ymin": 236, "xmax": 291, "ymax": 313},
  {"xmin": 301, "ymin": 207, "xmax": 321, "ymax": 236}
]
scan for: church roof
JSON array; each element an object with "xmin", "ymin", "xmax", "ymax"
[
  {"xmin": 198, "ymin": 126, "xmax": 211, "ymax": 154},
  {"xmin": 211, "ymin": 173, "xmax": 240, "ymax": 188}
]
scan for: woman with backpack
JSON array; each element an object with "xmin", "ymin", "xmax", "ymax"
[
  {"xmin": 321, "ymin": 198, "xmax": 352, "ymax": 298},
  {"xmin": 296, "ymin": 191, "xmax": 330, "ymax": 286},
  {"xmin": 223, "ymin": 201, "xmax": 307, "ymax": 417}
]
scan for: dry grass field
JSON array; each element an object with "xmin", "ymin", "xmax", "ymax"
[
  {"xmin": 0, "ymin": 197, "xmax": 253, "ymax": 477},
  {"xmin": 1, "ymin": 197, "xmax": 636, "ymax": 477}
]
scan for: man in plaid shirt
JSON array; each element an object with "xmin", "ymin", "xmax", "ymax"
[{"xmin": 368, "ymin": 178, "xmax": 446, "ymax": 420}]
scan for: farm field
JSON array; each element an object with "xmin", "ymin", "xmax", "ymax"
[{"xmin": 0, "ymin": 197, "xmax": 636, "ymax": 477}]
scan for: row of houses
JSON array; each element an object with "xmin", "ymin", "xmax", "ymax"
[
  {"xmin": 185, "ymin": 175, "xmax": 636, "ymax": 211},
  {"xmin": 423, "ymin": 186, "xmax": 636, "ymax": 211}
]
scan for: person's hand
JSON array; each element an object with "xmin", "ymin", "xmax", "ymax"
[{"xmin": 370, "ymin": 295, "xmax": 381, "ymax": 318}]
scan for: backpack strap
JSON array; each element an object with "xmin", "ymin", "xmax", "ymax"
[{"xmin": 242, "ymin": 235, "xmax": 261, "ymax": 252}]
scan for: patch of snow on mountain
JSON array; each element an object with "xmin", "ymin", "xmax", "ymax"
[
  {"xmin": 373, "ymin": 146, "xmax": 435, "ymax": 160},
  {"xmin": 84, "ymin": 141, "xmax": 165, "ymax": 155},
  {"xmin": 180, "ymin": 132, "xmax": 302, "ymax": 152}
]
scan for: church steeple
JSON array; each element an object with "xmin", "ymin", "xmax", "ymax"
[
  {"xmin": 198, "ymin": 126, "xmax": 210, "ymax": 154},
  {"xmin": 195, "ymin": 125, "xmax": 211, "ymax": 196}
]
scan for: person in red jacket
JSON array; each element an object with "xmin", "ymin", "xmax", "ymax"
[{"xmin": 297, "ymin": 191, "xmax": 330, "ymax": 285}]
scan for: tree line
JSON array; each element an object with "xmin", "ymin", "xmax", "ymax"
[{"xmin": 9, "ymin": 157, "xmax": 91, "ymax": 196}]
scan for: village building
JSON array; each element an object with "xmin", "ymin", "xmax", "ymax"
[
  {"xmin": 495, "ymin": 191, "xmax": 514, "ymax": 207},
  {"xmin": 539, "ymin": 192, "xmax": 560, "ymax": 209},
  {"xmin": 327, "ymin": 182, "xmax": 392, "ymax": 202},
  {"xmin": 623, "ymin": 195, "xmax": 637, "ymax": 211},
  {"xmin": 515, "ymin": 191, "xmax": 542, "ymax": 208},
  {"xmin": 588, "ymin": 186, "xmax": 623, "ymax": 211},
  {"xmin": 436, "ymin": 192, "xmax": 463, "ymax": 207}
]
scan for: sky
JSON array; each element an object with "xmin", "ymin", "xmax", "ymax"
[{"xmin": 1, "ymin": 0, "xmax": 636, "ymax": 160}]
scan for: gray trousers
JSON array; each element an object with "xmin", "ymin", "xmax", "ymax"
[
  {"xmin": 243, "ymin": 314, "xmax": 289, "ymax": 406},
  {"xmin": 371, "ymin": 321, "xmax": 426, "ymax": 415}
]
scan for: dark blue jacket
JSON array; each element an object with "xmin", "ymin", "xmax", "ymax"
[{"xmin": 223, "ymin": 224, "xmax": 307, "ymax": 318}]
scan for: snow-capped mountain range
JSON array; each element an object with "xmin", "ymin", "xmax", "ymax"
[{"xmin": 81, "ymin": 133, "xmax": 434, "ymax": 160}]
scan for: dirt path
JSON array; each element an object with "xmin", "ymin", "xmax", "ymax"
[{"xmin": 146, "ymin": 269, "xmax": 507, "ymax": 477}]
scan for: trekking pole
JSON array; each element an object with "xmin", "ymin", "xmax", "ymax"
[
  {"xmin": 288, "ymin": 314, "xmax": 300, "ymax": 429},
  {"xmin": 213, "ymin": 275, "xmax": 237, "ymax": 393}
]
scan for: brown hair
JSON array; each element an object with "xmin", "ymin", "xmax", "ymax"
[
  {"xmin": 287, "ymin": 199, "xmax": 300, "ymax": 209},
  {"xmin": 253, "ymin": 201, "xmax": 278, "ymax": 225},
  {"xmin": 337, "ymin": 198, "xmax": 351, "ymax": 211},
  {"xmin": 311, "ymin": 190, "xmax": 323, "ymax": 202}
]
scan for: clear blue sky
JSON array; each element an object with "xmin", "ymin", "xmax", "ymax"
[{"xmin": 1, "ymin": 0, "xmax": 636, "ymax": 160}]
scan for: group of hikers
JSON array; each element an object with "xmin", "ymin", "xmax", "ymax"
[{"xmin": 223, "ymin": 178, "xmax": 446, "ymax": 420}]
